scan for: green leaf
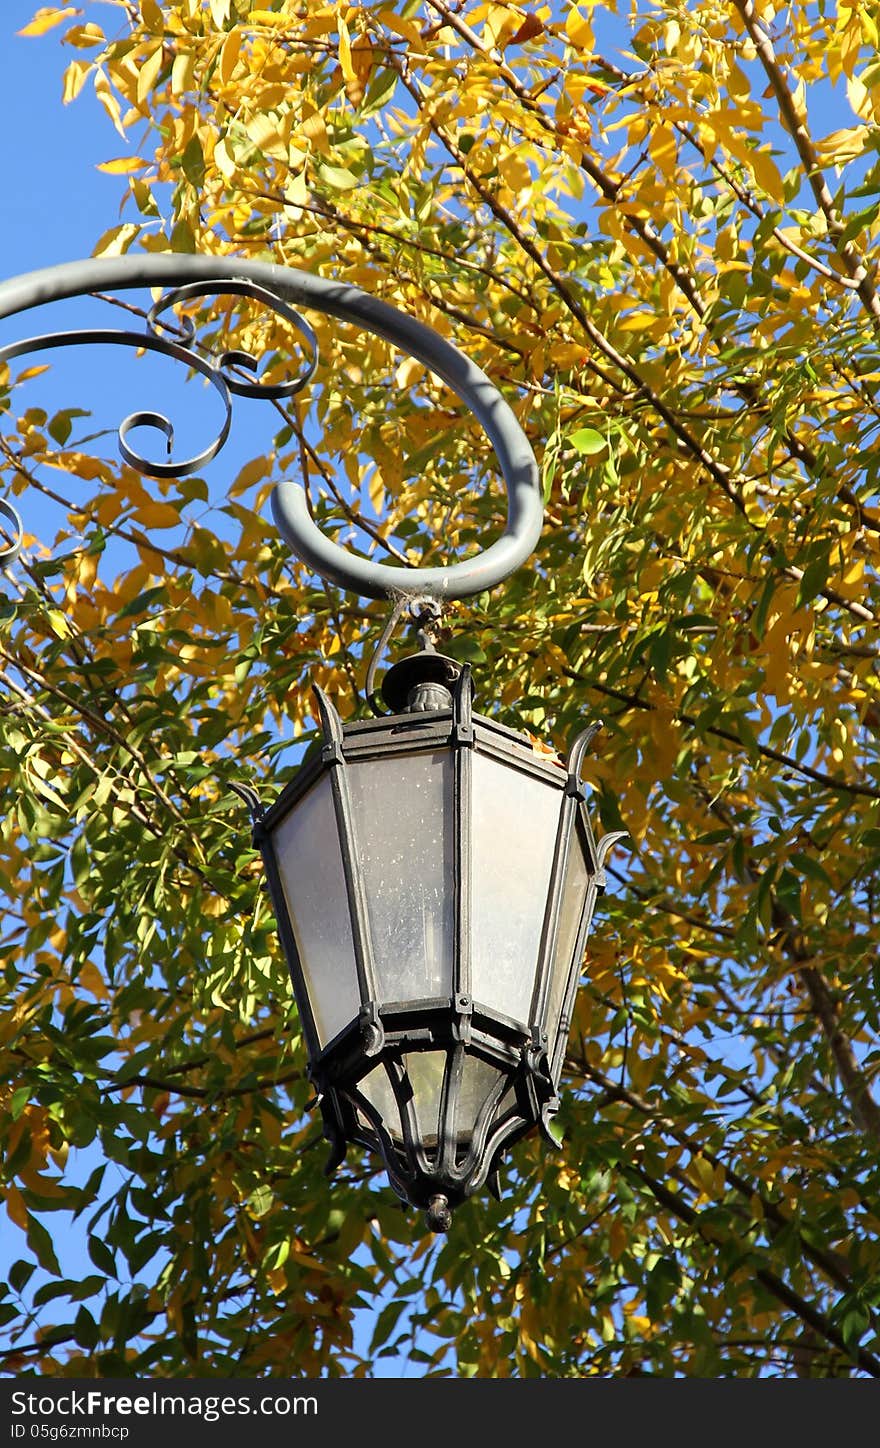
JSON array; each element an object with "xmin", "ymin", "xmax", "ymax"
[
  {"xmin": 8, "ymin": 1260, "xmax": 36, "ymax": 1295},
  {"xmin": 796, "ymin": 551, "xmax": 830, "ymax": 606},
  {"xmin": 840, "ymin": 1305, "xmax": 870, "ymax": 1354},
  {"xmin": 316, "ymin": 162, "xmax": 360, "ymax": 190},
  {"xmin": 75, "ymin": 1304, "xmax": 100, "ymax": 1350},
  {"xmin": 170, "ymin": 217, "xmax": 196, "ymax": 252},
  {"xmin": 568, "ymin": 427, "xmax": 607, "ymax": 455},
  {"xmin": 48, "ymin": 407, "xmax": 90, "ymax": 446},
  {"xmin": 88, "ymin": 1235, "xmax": 117, "ymax": 1279},
  {"xmin": 26, "ymin": 1214, "xmax": 61, "ymax": 1277},
  {"xmin": 118, "ymin": 585, "xmax": 167, "ymax": 620},
  {"xmin": 369, "ymin": 1298, "xmax": 407, "ymax": 1353},
  {"xmin": 789, "ymin": 852, "xmax": 832, "ymax": 885}
]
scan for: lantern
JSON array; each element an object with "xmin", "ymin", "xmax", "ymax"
[{"xmin": 256, "ymin": 649, "xmax": 621, "ymax": 1230}]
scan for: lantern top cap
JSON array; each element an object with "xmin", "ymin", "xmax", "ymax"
[{"xmin": 381, "ymin": 649, "xmax": 463, "ymax": 714}]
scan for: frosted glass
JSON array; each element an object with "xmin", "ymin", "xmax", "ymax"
[
  {"xmin": 272, "ymin": 774, "xmax": 360, "ymax": 1049},
  {"xmin": 546, "ymin": 833, "xmax": 590, "ymax": 1047},
  {"xmin": 360, "ymin": 1051, "xmax": 506, "ymax": 1152},
  {"xmin": 347, "ymin": 751, "xmax": 454, "ymax": 1004},
  {"xmin": 360, "ymin": 1051, "xmax": 447, "ymax": 1146},
  {"xmin": 455, "ymin": 1054, "xmax": 507, "ymax": 1143},
  {"xmin": 470, "ymin": 752, "xmax": 561, "ymax": 1025}
]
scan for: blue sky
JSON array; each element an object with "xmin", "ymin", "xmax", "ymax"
[{"xmin": 1, "ymin": 2, "xmax": 124, "ymax": 280}]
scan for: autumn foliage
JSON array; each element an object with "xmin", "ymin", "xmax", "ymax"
[{"xmin": 2, "ymin": 0, "xmax": 880, "ymax": 1377}]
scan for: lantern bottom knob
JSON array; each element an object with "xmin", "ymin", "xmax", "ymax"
[{"xmin": 426, "ymin": 1193, "xmax": 453, "ymax": 1233}]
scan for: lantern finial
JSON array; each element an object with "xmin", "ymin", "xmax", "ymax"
[{"xmin": 426, "ymin": 1194, "xmax": 453, "ymax": 1233}]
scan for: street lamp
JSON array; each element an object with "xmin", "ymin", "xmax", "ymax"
[
  {"xmin": 256, "ymin": 642, "xmax": 620, "ymax": 1231},
  {"xmin": 0, "ymin": 256, "xmax": 623, "ymax": 1231}
]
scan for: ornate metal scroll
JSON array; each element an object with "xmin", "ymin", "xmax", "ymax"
[
  {"xmin": 0, "ymin": 256, "xmax": 543, "ymax": 601},
  {"xmin": 0, "ymin": 277, "xmax": 317, "ymax": 481}
]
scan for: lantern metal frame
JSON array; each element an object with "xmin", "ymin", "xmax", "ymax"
[{"xmin": 254, "ymin": 661, "xmax": 622, "ymax": 1222}]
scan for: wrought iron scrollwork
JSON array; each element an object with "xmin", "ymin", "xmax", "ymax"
[
  {"xmin": 0, "ymin": 278, "xmax": 317, "ymax": 482},
  {"xmin": 147, "ymin": 279, "xmax": 318, "ymax": 402},
  {"xmin": 0, "ymin": 255, "xmax": 542, "ymax": 601}
]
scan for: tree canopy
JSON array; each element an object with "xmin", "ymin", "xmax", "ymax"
[{"xmin": 2, "ymin": 0, "xmax": 880, "ymax": 1378}]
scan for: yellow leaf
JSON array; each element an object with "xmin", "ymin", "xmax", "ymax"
[
  {"xmin": 77, "ymin": 961, "xmax": 109, "ymax": 999},
  {"xmin": 338, "ymin": 12, "xmax": 353, "ymax": 83},
  {"xmin": 843, "ymin": 557, "xmax": 865, "ymax": 588},
  {"xmin": 134, "ymin": 500, "xmax": 180, "ymax": 529},
  {"xmin": 847, "ymin": 73, "xmax": 871, "ymax": 118},
  {"xmin": 5, "ymin": 1185, "xmax": 28, "ymax": 1231},
  {"xmin": 16, "ymin": 364, "xmax": 51, "ymax": 382},
  {"xmin": 230, "ymin": 455, "xmax": 269, "ymax": 498},
  {"xmin": 267, "ymin": 1266, "xmax": 288, "ymax": 1295},
  {"xmin": 46, "ymin": 609, "xmax": 71, "ymax": 640},
  {"xmin": 498, "ymin": 148, "xmax": 530, "ymax": 192},
  {"xmin": 246, "ymin": 112, "xmax": 289, "ymax": 160},
  {"xmin": 689, "ymin": 1153, "xmax": 716, "ymax": 1197},
  {"xmin": 284, "ymin": 169, "xmax": 309, "ymax": 212},
  {"xmin": 749, "ymin": 147, "xmax": 785, "ymax": 204},
  {"xmin": 565, "ymin": 7, "xmax": 593, "ymax": 50},
  {"xmin": 214, "ymin": 137, "xmax": 236, "ymax": 179},
  {"xmin": 62, "ymin": 22, "xmax": 105, "ymax": 47},
  {"xmin": 62, "ymin": 58, "xmax": 90, "ymax": 103},
  {"xmin": 92, "ymin": 222, "xmax": 140, "ymax": 257},
  {"xmin": 649, "ymin": 124, "xmax": 677, "ymax": 180},
  {"xmin": 18, "ymin": 6, "xmax": 77, "ymax": 38},
  {"xmin": 94, "ymin": 67, "xmax": 128, "ymax": 139},
  {"xmin": 395, "ymin": 356, "xmax": 423, "ymax": 389},
  {"xmin": 484, "ymin": 4, "xmax": 519, "ymax": 49},
  {"xmin": 140, "ymin": 0, "xmax": 164, "ymax": 32},
  {"xmin": 219, "ymin": 27, "xmax": 242, "ymax": 85},
  {"xmin": 300, "ymin": 109, "xmax": 330, "ymax": 156},
  {"xmin": 609, "ymin": 1217, "xmax": 629, "ymax": 1261},
  {"xmin": 47, "ymin": 451, "xmax": 113, "ymax": 483},
  {"xmin": 137, "ymin": 43, "xmax": 165, "ymax": 105},
  {"xmin": 368, "ymin": 469, "xmax": 385, "ymax": 515},
  {"xmin": 96, "ymin": 156, "xmax": 146, "ymax": 174},
  {"xmin": 378, "ymin": 9, "xmax": 420, "ymax": 45},
  {"xmin": 20, "ymin": 1168, "xmax": 67, "ymax": 1199},
  {"xmin": 172, "ymin": 51, "xmax": 195, "ymax": 95},
  {"xmin": 815, "ymin": 126, "xmax": 869, "ymax": 165},
  {"xmin": 290, "ymin": 1248, "xmax": 332, "ymax": 1273}
]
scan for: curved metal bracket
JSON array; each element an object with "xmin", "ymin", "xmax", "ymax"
[
  {"xmin": 597, "ymin": 830, "xmax": 628, "ymax": 870},
  {"xmin": 566, "ymin": 720, "xmax": 603, "ymax": 798},
  {"xmin": 564, "ymin": 720, "xmax": 628, "ymax": 880},
  {"xmin": 0, "ymin": 256, "xmax": 543, "ymax": 602},
  {"xmin": 0, "ymin": 497, "xmax": 23, "ymax": 569}
]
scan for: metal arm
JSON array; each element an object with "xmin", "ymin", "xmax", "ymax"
[{"xmin": 0, "ymin": 256, "xmax": 543, "ymax": 602}]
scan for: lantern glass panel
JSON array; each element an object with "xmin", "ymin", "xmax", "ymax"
[
  {"xmin": 360, "ymin": 1050, "xmax": 509, "ymax": 1154},
  {"xmin": 347, "ymin": 749, "xmax": 455, "ymax": 1005},
  {"xmin": 272, "ymin": 773, "xmax": 360, "ymax": 1048},
  {"xmin": 456, "ymin": 1053, "xmax": 507, "ymax": 1143},
  {"xmin": 360, "ymin": 1051, "xmax": 446, "ymax": 1145},
  {"xmin": 470, "ymin": 752, "xmax": 562, "ymax": 1025},
  {"xmin": 545, "ymin": 826, "xmax": 590, "ymax": 1046}
]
